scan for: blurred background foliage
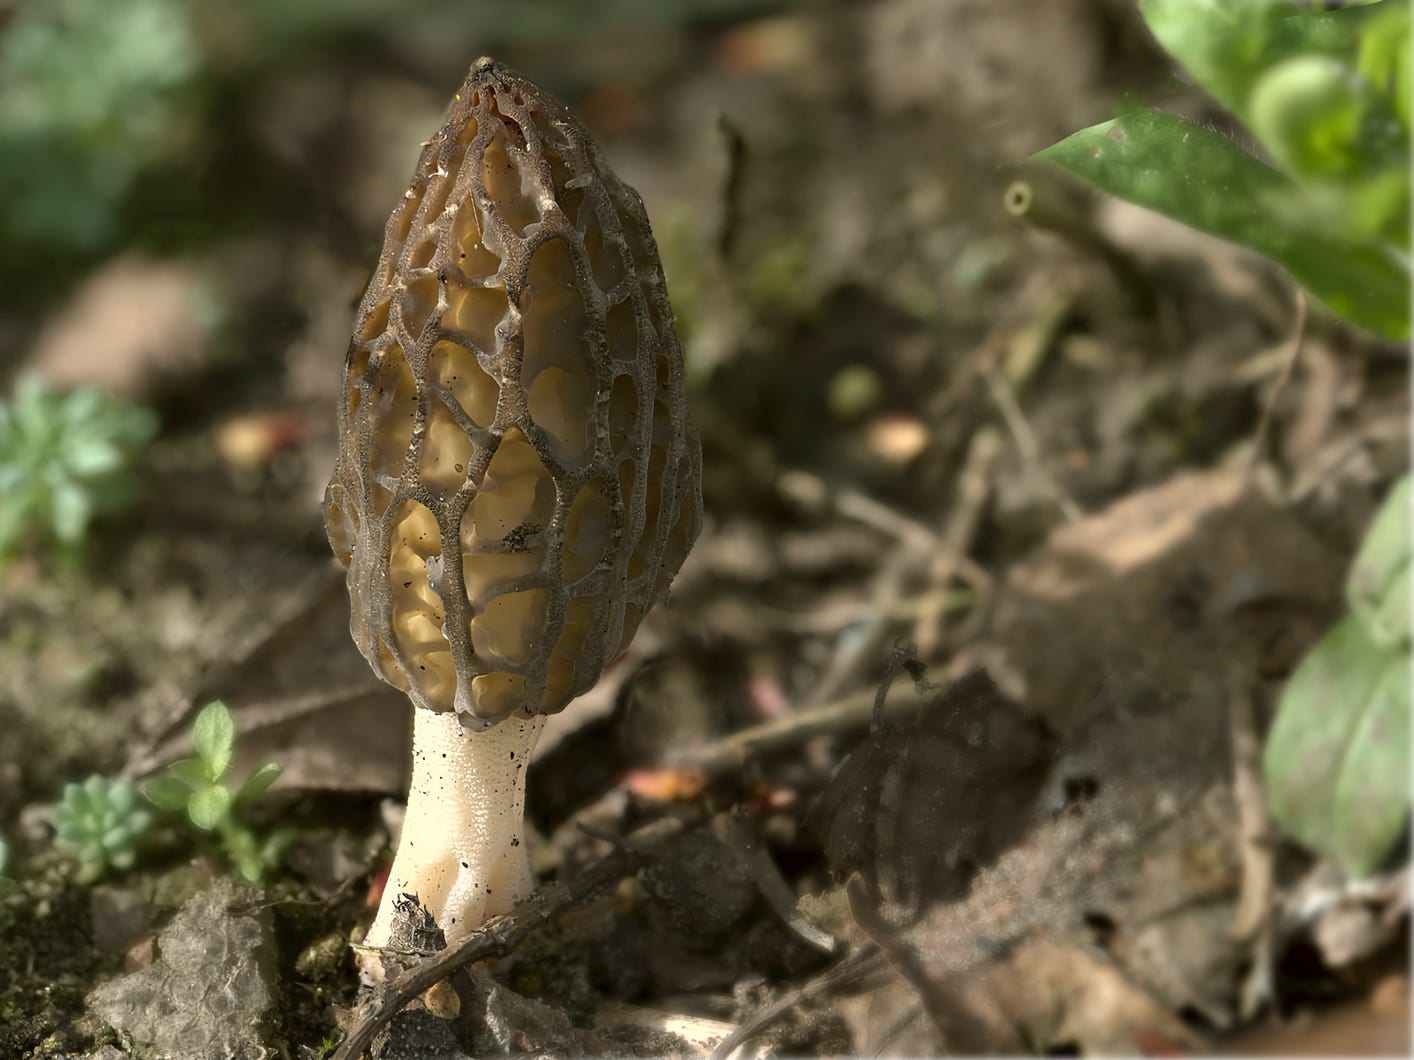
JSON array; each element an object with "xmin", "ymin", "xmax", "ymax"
[{"xmin": 0, "ymin": 0, "xmax": 781, "ymax": 307}]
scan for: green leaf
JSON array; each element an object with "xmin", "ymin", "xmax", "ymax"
[
  {"xmin": 1265, "ymin": 615, "xmax": 1411, "ymax": 877},
  {"xmin": 142, "ymin": 774, "xmax": 191, "ymax": 813},
  {"xmin": 1247, "ymin": 55, "xmax": 1370, "ymax": 180},
  {"xmin": 1347, "ymin": 475, "xmax": 1411, "ymax": 647},
  {"xmin": 192, "ymin": 700, "xmax": 235, "ymax": 780},
  {"xmin": 187, "ymin": 784, "xmax": 232, "ymax": 831},
  {"xmin": 1037, "ymin": 109, "xmax": 1410, "ymax": 339},
  {"xmin": 1139, "ymin": 0, "xmax": 1392, "ymax": 120},
  {"xmin": 235, "ymin": 762, "xmax": 281, "ymax": 804},
  {"xmin": 166, "ymin": 757, "xmax": 208, "ymax": 788},
  {"xmin": 221, "ymin": 824, "xmax": 264, "ymax": 883}
]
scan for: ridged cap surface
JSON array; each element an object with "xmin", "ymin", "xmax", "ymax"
[{"xmin": 325, "ymin": 60, "xmax": 702, "ymax": 727}]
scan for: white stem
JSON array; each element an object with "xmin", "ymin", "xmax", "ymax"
[{"xmin": 366, "ymin": 708, "xmax": 544, "ymax": 948}]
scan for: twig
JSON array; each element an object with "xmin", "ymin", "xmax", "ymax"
[
  {"xmin": 864, "ymin": 1004, "xmax": 925, "ymax": 1058},
  {"xmin": 844, "ymin": 875, "xmax": 965, "ymax": 1053},
  {"xmin": 1228, "ymin": 670, "xmax": 1275, "ymax": 943},
  {"xmin": 331, "ymin": 815, "xmax": 688, "ymax": 1060},
  {"xmin": 715, "ymin": 813, "xmax": 836, "ymax": 953},
  {"xmin": 776, "ymin": 469, "xmax": 944, "ymax": 553},
  {"xmin": 981, "ymin": 362, "xmax": 1084, "ymax": 523},
  {"xmin": 927, "ymin": 269, "xmax": 1074, "ymax": 422},
  {"xmin": 1003, "ymin": 171, "xmax": 1153, "ymax": 314},
  {"xmin": 1228, "ymin": 666, "xmax": 1278, "ymax": 1019},
  {"xmin": 1248, "ymin": 289, "xmax": 1307, "ymax": 474},
  {"xmin": 667, "ymin": 681, "xmax": 927, "ymax": 778},
  {"xmin": 754, "ymin": 587, "xmax": 972, "ymax": 635},
  {"xmin": 708, "ymin": 945, "xmax": 889, "ymax": 1060},
  {"xmin": 803, "ymin": 550, "xmax": 914, "ymax": 707},
  {"xmin": 913, "ymin": 427, "xmax": 1000, "ymax": 657}
]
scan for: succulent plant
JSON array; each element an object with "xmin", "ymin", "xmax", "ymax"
[
  {"xmin": 0, "ymin": 376, "xmax": 157, "ymax": 562},
  {"xmin": 325, "ymin": 58, "xmax": 702, "ymax": 949},
  {"xmin": 52, "ymin": 775, "xmax": 152, "ymax": 883}
]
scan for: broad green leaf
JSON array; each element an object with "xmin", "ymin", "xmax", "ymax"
[
  {"xmin": 142, "ymin": 774, "xmax": 191, "ymax": 813},
  {"xmin": 192, "ymin": 700, "xmax": 235, "ymax": 779},
  {"xmin": 1037, "ymin": 109, "xmax": 1410, "ymax": 339},
  {"xmin": 187, "ymin": 784, "xmax": 232, "ymax": 831},
  {"xmin": 1357, "ymin": 0, "xmax": 1412, "ymax": 129},
  {"xmin": 235, "ymin": 762, "xmax": 281, "ymax": 804},
  {"xmin": 1247, "ymin": 56, "xmax": 1369, "ymax": 180},
  {"xmin": 1265, "ymin": 615, "xmax": 1411, "ymax": 877},
  {"xmin": 1139, "ymin": 0, "xmax": 1393, "ymax": 120},
  {"xmin": 1347, "ymin": 475, "xmax": 1411, "ymax": 647}
]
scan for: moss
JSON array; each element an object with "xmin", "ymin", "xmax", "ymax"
[
  {"xmin": 266, "ymin": 876, "xmax": 360, "ymax": 1051},
  {"xmin": 0, "ymin": 879, "xmax": 104, "ymax": 1054}
]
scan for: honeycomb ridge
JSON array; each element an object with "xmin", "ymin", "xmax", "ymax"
[{"xmin": 325, "ymin": 59, "xmax": 702, "ymax": 727}]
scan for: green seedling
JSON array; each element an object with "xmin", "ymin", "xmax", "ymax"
[
  {"xmin": 143, "ymin": 699, "xmax": 286, "ymax": 883},
  {"xmin": 51, "ymin": 775, "xmax": 152, "ymax": 884},
  {"xmin": 0, "ymin": 376, "xmax": 157, "ymax": 564},
  {"xmin": 1038, "ymin": 0, "xmax": 1410, "ymax": 339}
]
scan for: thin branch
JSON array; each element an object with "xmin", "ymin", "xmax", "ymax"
[
  {"xmin": 331, "ymin": 815, "xmax": 688, "ymax": 1060},
  {"xmin": 708, "ymin": 945, "xmax": 889, "ymax": 1060},
  {"xmin": 776, "ymin": 469, "xmax": 945, "ymax": 553},
  {"xmin": 1248, "ymin": 289, "xmax": 1307, "ymax": 474},
  {"xmin": 981, "ymin": 363, "xmax": 1084, "ymax": 523},
  {"xmin": 666, "ymin": 681, "xmax": 928, "ymax": 778},
  {"xmin": 1228, "ymin": 665, "xmax": 1278, "ymax": 1019}
]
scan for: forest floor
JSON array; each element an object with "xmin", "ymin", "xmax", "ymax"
[{"xmin": 0, "ymin": 1, "xmax": 1408, "ymax": 1056}]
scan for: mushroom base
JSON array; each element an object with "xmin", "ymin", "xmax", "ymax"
[{"xmin": 365, "ymin": 708, "xmax": 545, "ymax": 950}]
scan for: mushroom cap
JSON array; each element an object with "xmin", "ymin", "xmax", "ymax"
[{"xmin": 325, "ymin": 59, "xmax": 702, "ymax": 728}]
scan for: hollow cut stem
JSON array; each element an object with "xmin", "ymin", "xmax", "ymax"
[{"xmin": 365, "ymin": 707, "xmax": 545, "ymax": 949}]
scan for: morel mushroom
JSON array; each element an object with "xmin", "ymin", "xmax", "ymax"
[{"xmin": 325, "ymin": 59, "xmax": 702, "ymax": 948}]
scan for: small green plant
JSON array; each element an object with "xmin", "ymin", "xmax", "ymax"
[
  {"xmin": 1038, "ymin": 0, "xmax": 1410, "ymax": 340},
  {"xmin": 143, "ymin": 699, "xmax": 285, "ymax": 882},
  {"xmin": 1264, "ymin": 475, "xmax": 1410, "ymax": 877},
  {"xmin": 0, "ymin": 376, "xmax": 158, "ymax": 563},
  {"xmin": 51, "ymin": 775, "xmax": 153, "ymax": 884}
]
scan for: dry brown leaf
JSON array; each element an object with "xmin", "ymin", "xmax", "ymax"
[
  {"xmin": 130, "ymin": 571, "xmax": 411, "ymax": 794},
  {"xmin": 984, "ymin": 467, "xmax": 1340, "ymax": 732},
  {"xmin": 809, "ymin": 660, "xmax": 1054, "ymax": 914}
]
